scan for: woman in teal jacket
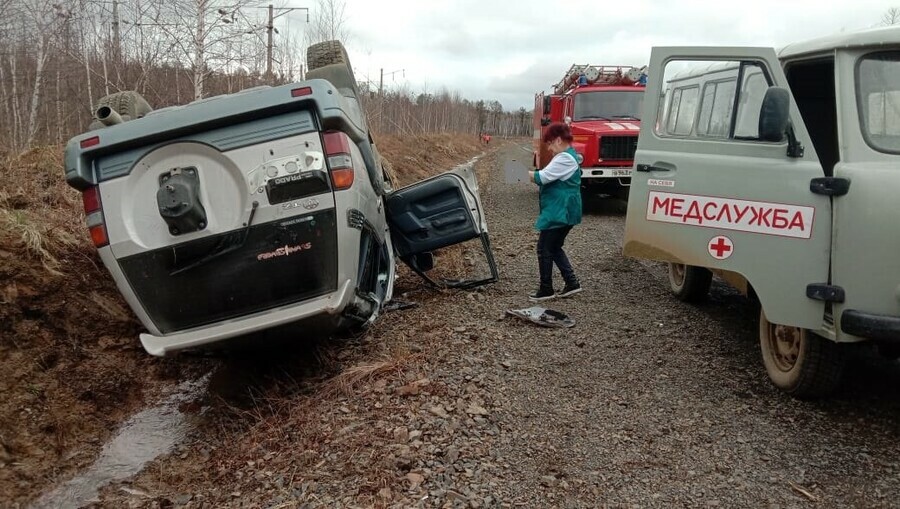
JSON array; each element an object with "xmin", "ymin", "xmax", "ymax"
[{"xmin": 527, "ymin": 122, "xmax": 583, "ymax": 301}]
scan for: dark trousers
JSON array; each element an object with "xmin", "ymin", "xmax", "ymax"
[{"xmin": 537, "ymin": 226, "xmax": 576, "ymax": 290}]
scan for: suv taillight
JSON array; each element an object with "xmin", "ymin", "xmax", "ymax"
[
  {"xmin": 323, "ymin": 131, "xmax": 355, "ymax": 190},
  {"xmin": 82, "ymin": 186, "xmax": 108, "ymax": 247}
]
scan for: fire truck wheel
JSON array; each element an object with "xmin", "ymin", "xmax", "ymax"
[
  {"xmin": 759, "ymin": 309, "xmax": 845, "ymax": 398},
  {"xmin": 667, "ymin": 263, "xmax": 711, "ymax": 303},
  {"xmin": 306, "ymin": 40, "xmax": 359, "ymax": 98}
]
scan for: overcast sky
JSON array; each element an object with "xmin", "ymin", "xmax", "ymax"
[{"xmin": 289, "ymin": 0, "xmax": 896, "ymax": 111}]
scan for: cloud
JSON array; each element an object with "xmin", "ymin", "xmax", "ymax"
[{"xmin": 330, "ymin": 0, "xmax": 894, "ymax": 110}]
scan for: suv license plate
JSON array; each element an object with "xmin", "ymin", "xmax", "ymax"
[{"xmin": 611, "ymin": 169, "xmax": 632, "ymax": 177}]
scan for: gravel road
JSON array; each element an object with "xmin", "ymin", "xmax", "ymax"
[
  {"xmin": 88, "ymin": 140, "xmax": 900, "ymax": 509},
  {"xmin": 440, "ymin": 141, "xmax": 900, "ymax": 507}
]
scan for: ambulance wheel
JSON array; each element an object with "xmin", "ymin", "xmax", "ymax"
[
  {"xmin": 759, "ymin": 309, "xmax": 845, "ymax": 398},
  {"xmin": 667, "ymin": 263, "xmax": 711, "ymax": 303}
]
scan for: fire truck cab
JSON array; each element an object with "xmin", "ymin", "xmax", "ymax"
[{"xmin": 534, "ymin": 65, "xmax": 647, "ymax": 200}]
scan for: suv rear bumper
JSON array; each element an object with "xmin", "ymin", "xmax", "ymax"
[
  {"xmin": 140, "ymin": 279, "xmax": 354, "ymax": 356},
  {"xmin": 842, "ymin": 309, "xmax": 900, "ymax": 343}
]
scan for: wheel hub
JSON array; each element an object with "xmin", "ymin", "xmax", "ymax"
[
  {"xmin": 769, "ymin": 323, "xmax": 801, "ymax": 372},
  {"xmin": 670, "ymin": 263, "xmax": 686, "ymax": 286}
]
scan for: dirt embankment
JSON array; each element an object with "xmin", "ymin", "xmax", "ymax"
[
  {"xmin": 376, "ymin": 132, "xmax": 484, "ymax": 186},
  {"xmin": 0, "ymin": 133, "xmax": 488, "ymax": 507},
  {"xmin": 0, "ymin": 147, "xmax": 195, "ymax": 507}
]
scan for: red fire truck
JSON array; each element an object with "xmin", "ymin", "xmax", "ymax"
[{"xmin": 534, "ymin": 64, "xmax": 647, "ymax": 199}]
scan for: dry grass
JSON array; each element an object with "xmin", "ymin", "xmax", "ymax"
[
  {"xmin": 374, "ymin": 132, "xmax": 483, "ymax": 187},
  {"xmin": 0, "ymin": 209, "xmax": 61, "ymax": 273},
  {"xmin": 320, "ymin": 356, "xmax": 412, "ymax": 397},
  {"xmin": 0, "ymin": 147, "xmax": 89, "ymax": 275}
]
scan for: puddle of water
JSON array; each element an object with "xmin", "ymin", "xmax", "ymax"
[{"xmin": 31, "ymin": 374, "xmax": 210, "ymax": 509}]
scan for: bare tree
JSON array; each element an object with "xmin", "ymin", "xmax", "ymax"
[
  {"xmin": 161, "ymin": 0, "xmax": 258, "ymax": 99},
  {"xmin": 361, "ymin": 86, "xmax": 532, "ymax": 138},
  {"xmin": 883, "ymin": 7, "xmax": 900, "ymax": 26},
  {"xmin": 0, "ymin": 0, "xmax": 528, "ymax": 151},
  {"xmin": 306, "ymin": 0, "xmax": 349, "ymax": 45},
  {"xmin": 17, "ymin": 0, "xmax": 74, "ymax": 149}
]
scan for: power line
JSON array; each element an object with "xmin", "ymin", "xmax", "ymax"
[{"xmin": 253, "ymin": 4, "xmax": 308, "ymax": 83}]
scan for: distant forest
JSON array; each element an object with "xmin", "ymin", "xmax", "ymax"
[{"xmin": 0, "ymin": 0, "xmax": 531, "ymax": 153}]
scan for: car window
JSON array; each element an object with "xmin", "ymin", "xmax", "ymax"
[
  {"xmin": 696, "ymin": 83, "xmax": 717, "ymax": 135},
  {"xmin": 857, "ymin": 51, "xmax": 900, "ymax": 153},
  {"xmin": 657, "ymin": 59, "xmax": 772, "ymax": 142},
  {"xmin": 697, "ymin": 80, "xmax": 737, "ymax": 138},
  {"xmin": 734, "ymin": 65, "xmax": 769, "ymax": 138},
  {"xmin": 572, "ymin": 91, "xmax": 644, "ymax": 121},
  {"xmin": 666, "ymin": 88, "xmax": 683, "ymax": 134},
  {"xmin": 708, "ymin": 80, "xmax": 737, "ymax": 137},
  {"xmin": 667, "ymin": 86, "xmax": 698, "ymax": 136}
]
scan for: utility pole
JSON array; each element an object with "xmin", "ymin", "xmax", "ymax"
[
  {"xmin": 266, "ymin": 4, "xmax": 274, "ymax": 81},
  {"xmin": 379, "ymin": 68, "xmax": 404, "ymax": 96},
  {"xmin": 257, "ymin": 4, "xmax": 309, "ymax": 85},
  {"xmin": 111, "ymin": 0, "xmax": 121, "ymax": 63},
  {"xmin": 91, "ymin": 0, "xmax": 122, "ymax": 63}
]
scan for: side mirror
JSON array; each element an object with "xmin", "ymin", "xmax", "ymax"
[
  {"xmin": 543, "ymin": 95, "xmax": 552, "ymax": 115},
  {"xmin": 758, "ymin": 87, "xmax": 790, "ymax": 142},
  {"xmin": 540, "ymin": 118, "xmax": 551, "ymax": 127}
]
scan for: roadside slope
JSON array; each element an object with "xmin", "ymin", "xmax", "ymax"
[{"xmin": 2, "ymin": 133, "xmax": 487, "ymax": 507}]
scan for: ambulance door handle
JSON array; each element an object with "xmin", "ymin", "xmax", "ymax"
[{"xmin": 636, "ymin": 164, "xmax": 672, "ymax": 172}]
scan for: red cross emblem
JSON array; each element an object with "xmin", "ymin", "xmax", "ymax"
[{"xmin": 708, "ymin": 236, "xmax": 734, "ymax": 260}]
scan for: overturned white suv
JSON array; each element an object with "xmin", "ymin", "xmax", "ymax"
[{"xmin": 64, "ymin": 41, "xmax": 497, "ymax": 356}]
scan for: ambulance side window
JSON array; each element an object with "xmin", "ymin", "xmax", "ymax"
[
  {"xmin": 666, "ymin": 89, "xmax": 683, "ymax": 134},
  {"xmin": 697, "ymin": 79, "xmax": 737, "ymax": 138},
  {"xmin": 734, "ymin": 65, "xmax": 771, "ymax": 138},
  {"xmin": 657, "ymin": 60, "xmax": 772, "ymax": 142},
  {"xmin": 665, "ymin": 86, "xmax": 699, "ymax": 136}
]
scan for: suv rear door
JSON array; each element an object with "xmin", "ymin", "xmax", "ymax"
[
  {"xmin": 385, "ymin": 164, "xmax": 498, "ymax": 288},
  {"xmin": 624, "ymin": 47, "xmax": 833, "ymax": 330}
]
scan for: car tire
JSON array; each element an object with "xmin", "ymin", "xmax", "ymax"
[
  {"xmin": 89, "ymin": 91, "xmax": 152, "ymax": 129},
  {"xmin": 306, "ymin": 40, "xmax": 359, "ymax": 97},
  {"xmin": 759, "ymin": 309, "xmax": 845, "ymax": 398},
  {"xmin": 667, "ymin": 263, "xmax": 712, "ymax": 302}
]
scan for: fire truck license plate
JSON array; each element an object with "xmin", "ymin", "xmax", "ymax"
[{"xmin": 611, "ymin": 169, "xmax": 632, "ymax": 177}]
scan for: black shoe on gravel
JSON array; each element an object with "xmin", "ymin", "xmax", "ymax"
[
  {"xmin": 529, "ymin": 287, "xmax": 556, "ymax": 302},
  {"xmin": 558, "ymin": 282, "xmax": 582, "ymax": 298}
]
